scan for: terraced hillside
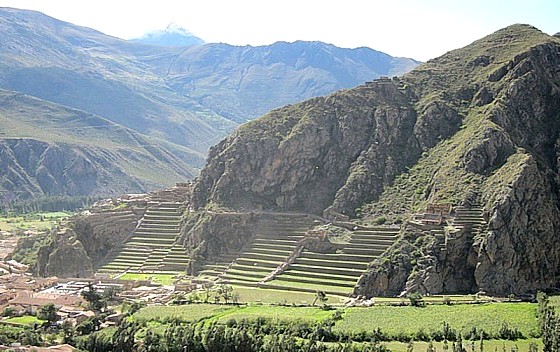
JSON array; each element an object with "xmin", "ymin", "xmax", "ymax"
[
  {"xmin": 98, "ymin": 202, "xmax": 189, "ymax": 275},
  {"xmin": 218, "ymin": 214, "xmax": 317, "ymax": 287},
  {"xmin": 264, "ymin": 227, "xmax": 399, "ymax": 296},
  {"xmin": 211, "ymin": 215, "xmax": 400, "ymax": 297},
  {"xmin": 450, "ymin": 206, "xmax": 486, "ymax": 237}
]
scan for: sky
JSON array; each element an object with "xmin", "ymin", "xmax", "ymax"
[{"xmin": 0, "ymin": 0, "xmax": 558, "ymax": 61}]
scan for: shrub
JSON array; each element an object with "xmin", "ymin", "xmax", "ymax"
[
  {"xmin": 498, "ymin": 322, "xmax": 523, "ymax": 340},
  {"xmin": 374, "ymin": 216, "xmax": 387, "ymax": 225},
  {"xmin": 408, "ymin": 292, "xmax": 425, "ymax": 307}
]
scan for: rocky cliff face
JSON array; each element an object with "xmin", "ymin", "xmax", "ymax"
[
  {"xmin": 180, "ymin": 212, "xmax": 258, "ymax": 259},
  {"xmin": 0, "ymin": 88, "xmax": 202, "ymax": 206},
  {"xmin": 193, "ymin": 25, "xmax": 560, "ymax": 296},
  {"xmin": 35, "ymin": 227, "xmax": 93, "ymax": 278},
  {"xmin": 477, "ymin": 154, "xmax": 560, "ymax": 295},
  {"xmin": 1, "ymin": 139, "xmax": 123, "ymax": 199},
  {"xmin": 193, "ymin": 81, "xmax": 422, "ymax": 216},
  {"xmin": 0, "ymin": 138, "xmax": 165, "ymax": 203},
  {"xmin": 33, "ymin": 206, "xmax": 141, "ymax": 277}
]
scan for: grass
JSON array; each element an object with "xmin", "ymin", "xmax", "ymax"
[
  {"xmin": 213, "ymin": 305, "xmax": 333, "ymax": 324},
  {"xmin": 333, "ymin": 303, "xmax": 539, "ymax": 338},
  {"xmin": 135, "ymin": 303, "xmax": 333, "ymax": 325},
  {"xmin": 358, "ymin": 108, "xmax": 495, "ymax": 221},
  {"xmin": 382, "ymin": 338, "xmax": 542, "ymax": 351},
  {"xmin": 2, "ymin": 315, "xmax": 45, "ymax": 326},
  {"xmin": 130, "ymin": 300, "xmax": 541, "ymax": 347},
  {"xmin": 0, "ymin": 212, "xmax": 71, "ymax": 232},
  {"xmin": 264, "ymin": 279, "xmax": 353, "ymax": 296},
  {"xmin": 230, "ymin": 286, "xmax": 343, "ymax": 305},
  {"xmin": 117, "ymin": 273, "xmax": 178, "ymax": 286},
  {"xmin": 133, "ymin": 304, "xmax": 233, "ymax": 323}
]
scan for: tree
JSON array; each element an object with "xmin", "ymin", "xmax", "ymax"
[
  {"xmin": 538, "ymin": 291, "xmax": 560, "ymax": 352},
  {"xmin": 61, "ymin": 319, "xmax": 76, "ymax": 345},
  {"xmin": 408, "ymin": 292, "xmax": 425, "ymax": 307},
  {"xmin": 215, "ymin": 284, "xmax": 234, "ymax": 304},
  {"xmin": 2, "ymin": 307, "xmax": 14, "ymax": 317},
  {"xmin": 102, "ymin": 285, "xmax": 121, "ymax": 304},
  {"xmin": 112, "ymin": 320, "xmax": 138, "ymax": 352},
  {"xmin": 76, "ymin": 317, "xmax": 99, "ymax": 335},
  {"xmin": 81, "ymin": 282, "xmax": 104, "ymax": 311},
  {"xmin": 37, "ymin": 303, "xmax": 57, "ymax": 324}
]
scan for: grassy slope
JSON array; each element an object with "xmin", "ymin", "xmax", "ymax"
[
  {"xmin": 334, "ymin": 303, "xmax": 539, "ymax": 337},
  {"xmin": 406, "ymin": 24, "xmax": 555, "ymax": 106},
  {"xmin": 0, "ymin": 89, "xmax": 203, "ymax": 187},
  {"xmin": 384, "ymin": 339, "xmax": 542, "ymax": 352},
  {"xmin": 131, "ymin": 300, "xmax": 540, "ymax": 340}
]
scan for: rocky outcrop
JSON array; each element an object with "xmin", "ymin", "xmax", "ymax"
[
  {"xmin": 193, "ymin": 80, "xmax": 423, "ymax": 216},
  {"xmin": 476, "ymin": 154, "xmax": 560, "ymax": 296},
  {"xmin": 71, "ymin": 211, "xmax": 140, "ymax": 267},
  {"xmin": 355, "ymin": 221, "xmax": 484, "ymax": 297},
  {"xmin": 192, "ymin": 25, "xmax": 560, "ymax": 297},
  {"xmin": 461, "ymin": 127, "xmax": 516, "ymax": 175},
  {"xmin": 33, "ymin": 207, "xmax": 141, "ymax": 277},
  {"xmin": 181, "ymin": 212, "xmax": 258, "ymax": 261},
  {"xmin": 35, "ymin": 228, "xmax": 93, "ymax": 278}
]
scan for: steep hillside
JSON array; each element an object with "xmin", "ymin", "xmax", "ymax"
[
  {"xmin": 192, "ymin": 24, "xmax": 560, "ymax": 296},
  {"xmin": 0, "ymin": 7, "xmax": 232, "ymax": 153},
  {"xmin": 165, "ymin": 41, "xmax": 419, "ymax": 122},
  {"xmin": 0, "ymin": 89, "xmax": 200, "ymax": 203},
  {"xmin": 0, "ymin": 7, "xmax": 419, "ymax": 151}
]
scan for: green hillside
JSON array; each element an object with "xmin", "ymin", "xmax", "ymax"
[{"xmin": 0, "ymin": 89, "xmax": 201, "ymax": 201}]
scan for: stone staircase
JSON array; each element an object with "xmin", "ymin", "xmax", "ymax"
[
  {"xmin": 98, "ymin": 201, "xmax": 189, "ymax": 275},
  {"xmin": 429, "ymin": 205, "xmax": 486, "ymax": 253},
  {"xmin": 265, "ymin": 226, "xmax": 399, "ymax": 296},
  {"xmin": 451, "ymin": 206, "xmax": 486, "ymax": 235}
]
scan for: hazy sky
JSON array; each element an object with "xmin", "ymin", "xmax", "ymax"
[{"xmin": 0, "ymin": 0, "xmax": 558, "ymax": 61}]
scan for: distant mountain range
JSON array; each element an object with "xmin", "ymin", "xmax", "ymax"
[{"xmin": 0, "ymin": 7, "xmax": 420, "ymax": 204}]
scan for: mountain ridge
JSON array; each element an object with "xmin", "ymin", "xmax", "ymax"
[
  {"xmin": 0, "ymin": 88, "xmax": 200, "ymax": 203},
  {"xmin": 190, "ymin": 24, "xmax": 560, "ymax": 296},
  {"xmin": 0, "ymin": 7, "xmax": 419, "ymax": 204},
  {"xmin": 0, "ymin": 7, "xmax": 420, "ymax": 140}
]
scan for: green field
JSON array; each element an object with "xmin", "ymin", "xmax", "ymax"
[
  {"xmin": 334, "ymin": 303, "xmax": 539, "ymax": 338},
  {"xmin": 134, "ymin": 304, "xmax": 333, "ymax": 325},
  {"xmin": 133, "ymin": 304, "xmax": 233, "ymax": 323},
  {"xmin": 1, "ymin": 315, "xmax": 45, "ymax": 326},
  {"xmin": 0, "ymin": 212, "xmax": 71, "ymax": 232},
  {"xmin": 229, "ymin": 286, "xmax": 342, "ymax": 305},
  {"xmin": 214, "ymin": 305, "xmax": 333, "ymax": 324},
  {"xmin": 132, "ymin": 300, "xmax": 539, "ymax": 340},
  {"xmin": 117, "ymin": 273, "xmax": 178, "ymax": 286},
  {"xmin": 383, "ymin": 338, "xmax": 542, "ymax": 352}
]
